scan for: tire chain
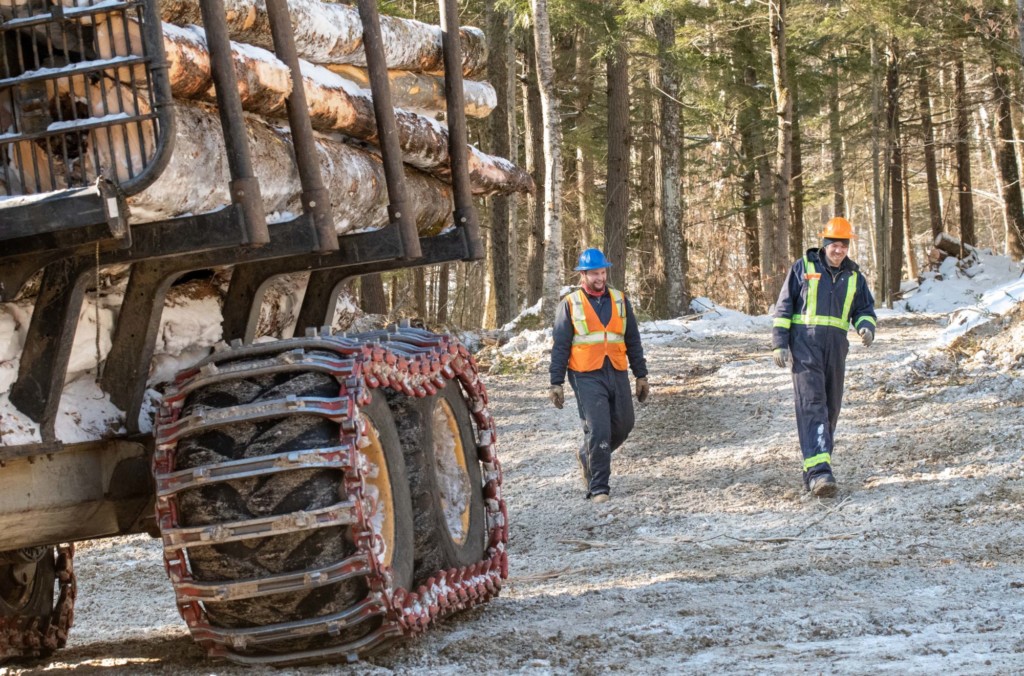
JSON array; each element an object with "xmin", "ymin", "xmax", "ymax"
[
  {"xmin": 0, "ymin": 545, "xmax": 77, "ymax": 662},
  {"xmin": 153, "ymin": 327, "xmax": 508, "ymax": 666}
]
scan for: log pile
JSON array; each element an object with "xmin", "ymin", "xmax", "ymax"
[{"xmin": 1, "ymin": 0, "xmax": 531, "ymax": 236}]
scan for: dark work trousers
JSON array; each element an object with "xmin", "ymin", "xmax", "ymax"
[
  {"xmin": 568, "ymin": 363, "xmax": 635, "ymax": 497},
  {"xmin": 790, "ymin": 325, "xmax": 848, "ymax": 485}
]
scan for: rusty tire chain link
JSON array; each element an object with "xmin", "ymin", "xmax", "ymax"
[
  {"xmin": 0, "ymin": 545, "xmax": 77, "ymax": 662},
  {"xmin": 153, "ymin": 327, "xmax": 507, "ymax": 665}
]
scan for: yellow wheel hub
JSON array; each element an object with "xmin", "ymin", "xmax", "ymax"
[
  {"xmin": 433, "ymin": 399, "xmax": 472, "ymax": 544},
  {"xmin": 359, "ymin": 414, "xmax": 395, "ymax": 567}
]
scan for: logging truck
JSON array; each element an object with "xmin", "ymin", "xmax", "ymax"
[{"xmin": 0, "ymin": 0, "xmax": 517, "ymax": 665}]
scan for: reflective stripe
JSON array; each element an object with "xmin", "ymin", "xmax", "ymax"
[
  {"xmin": 855, "ymin": 315, "xmax": 877, "ymax": 328},
  {"xmin": 573, "ymin": 333, "xmax": 625, "ymax": 345},
  {"xmin": 567, "ymin": 292, "xmax": 590, "ymax": 336},
  {"xmin": 840, "ymin": 272, "xmax": 858, "ymax": 324},
  {"xmin": 803, "ymin": 452, "xmax": 831, "ymax": 471},
  {"xmin": 792, "ymin": 315, "xmax": 850, "ymax": 330},
  {"xmin": 774, "ymin": 317, "xmax": 792, "ymax": 329},
  {"xmin": 805, "ymin": 257, "xmax": 820, "ymax": 323}
]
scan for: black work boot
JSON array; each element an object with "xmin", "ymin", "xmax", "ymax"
[{"xmin": 809, "ymin": 473, "xmax": 838, "ymax": 498}]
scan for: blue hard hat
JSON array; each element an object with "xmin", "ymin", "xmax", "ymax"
[{"xmin": 574, "ymin": 248, "xmax": 613, "ymax": 271}]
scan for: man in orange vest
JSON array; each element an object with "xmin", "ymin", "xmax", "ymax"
[
  {"xmin": 772, "ymin": 217, "xmax": 877, "ymax": 497},
  {"xmin": 549, "ymin": 248, "xmax": 649, "ymax": 504}
]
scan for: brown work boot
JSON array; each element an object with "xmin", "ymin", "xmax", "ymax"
[
  {"xmin": 591, "ymin": 493, "xmax": 610, "ymax": 504},
  {"xmin": 809, "ymin": 474, "xmax": 838, "ymax": 498}
]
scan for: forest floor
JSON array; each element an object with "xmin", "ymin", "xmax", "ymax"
[{"xmin": 5, "ymin": 313, "xmax": 1024, "ymax": 675}]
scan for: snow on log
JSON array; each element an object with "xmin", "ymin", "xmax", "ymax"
[
  {"xmin": 326, "ymin": 64, "xmax": 495, "ymax": 119},
  {"xmin": 160, "ymin": 24, "xmax": 531, "ymax": 196},
  {"xmin": 127, "ymin": 100, "xmax": 454, "ymax": 236},
  {"xmin": 156, "ymin": 0, "xmax": 488, "ymax": 77}
]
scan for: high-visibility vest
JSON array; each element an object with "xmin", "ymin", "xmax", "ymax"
[
  {"xmin": 567, "ymin": 288, "xmax": 628, "ymax": 372},
  {"xmin": 773, "ymin": 256, "xmax": 866, "ymax": 332}
]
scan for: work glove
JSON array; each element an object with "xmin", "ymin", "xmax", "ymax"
[
  {"xmin": 773, "ymin": 347, "xmax": 790, "ymax": 369},
  {"xmin": 635, "ymin": 377, "xmax": 650, "ymax": 403},
  {"xmin": 549, "ymin": 385, "xmax": 564, "ymax": 409},
  {"xmin": 859, "ymin": 327, "xmax": 874, "ymax": 347}
]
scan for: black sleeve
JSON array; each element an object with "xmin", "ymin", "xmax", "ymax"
[
  {"xmin": 549, "ymin": 297, "xmax": 574, "ymax": 386},
  {"xmin": 624, "ymin": 297, "xmax": 648, "ymax": 379}
]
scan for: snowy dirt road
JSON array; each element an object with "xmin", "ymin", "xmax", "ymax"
[{"xmin": 6, "ymin": 315, "xmax": 1024, "ymax": 675}]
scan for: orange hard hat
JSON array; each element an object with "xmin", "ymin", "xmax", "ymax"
[{"xmin": 820, "ymin": 216, "xmax": 856, "ymax": 239}]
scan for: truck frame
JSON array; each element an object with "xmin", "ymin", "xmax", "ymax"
[{"xmin": 0, "ymin": 0, "xmax": 507, "ymax": 665}]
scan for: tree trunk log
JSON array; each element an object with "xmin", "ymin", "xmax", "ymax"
[
  {"xmin": 131, "ymin": 99, "xmax": 454, "ymax": 235},
  {"xmin": 157, "ymin": 0, "xmax": 488, "ymax": 77},
  {"xmin": 325, "ymin": 64, "xmax": 495, "ymax": 118}
]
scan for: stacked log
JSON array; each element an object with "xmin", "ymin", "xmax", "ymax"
[
  {"xmin": 155, "ymin": 0, "xmax": 489, "ymax": 76},
  {"xmin": 2, "ymin": 0, "xmax": 531, "ymax": 235}
]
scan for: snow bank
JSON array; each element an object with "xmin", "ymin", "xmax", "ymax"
[{"xmin": 897, "ymin": 252, "xmax": 1023, "ymax": 315}]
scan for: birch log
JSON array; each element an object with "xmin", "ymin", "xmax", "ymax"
[
  {"xmin": 126, "ymin": 99, "xmax": 454, "ymax": 236},
  {"xmin": 157, "ymin": 0, "xmax": 488, "ymax": 77},
  {"xmin": 326, "ymin": 64, "xmax": 495, "ymax": 118},
  {"xmin": 158, "ymin": 24, "xmax": 532, "ymax": 195}
]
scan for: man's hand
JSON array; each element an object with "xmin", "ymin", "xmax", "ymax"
[
  {"xmin": 549, "ymin": 385, "xmax": 564, "ymax": 409},
  {"xmin": 635, "ymin": 377, "xmax": 649, "ymax": 403},
  {"xmin": 859, "ymin": 327, "xmax": 874, "ymax": 347},
  {"xmin": 773, "ymin": 348, "xmax": 790, "ymax": 369}
]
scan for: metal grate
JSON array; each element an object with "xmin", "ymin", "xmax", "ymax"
[{"xmin": 0, "ymin": 0, "xmax": 172, "ymax": 198}]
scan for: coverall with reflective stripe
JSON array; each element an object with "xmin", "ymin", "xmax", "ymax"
[
  {"xmin": 550, "ymin": 289, "xmax": 647, "ymax": 497},
  {"xmin": 772, "ymin": 249, "xmax": 877, "ymax": 484}
]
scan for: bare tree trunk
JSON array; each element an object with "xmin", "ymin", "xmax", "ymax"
[
  {"xmin": 574, "ymin": 28, "xmax": 596, "ymax": 250},
  {"xmin": 886, "ymin": 40, "xmax": 904, "ymax": 301},
  {"xmin": 605, "ymin": 28, "xmax": 630, "ymax": 291},
  {"xmin": 978, "ymin": 104, "xmax": 1011, "ymax": 254},
  {"xmin": 902, "ymin": 141, "xmax": 918, "ymax": 280},
  {"xmin": 828, "ymin": 58, "xmax": 846, "ymax": 217},
  {"xmin": 954, "ymin": 54, "xmax": 976, "ymax": 247},
  {"xmin": 871, "ymin": 36, "xmax": 888, "ymax": 296},
  {"xmin": 436, "ymin": 263, "xmax": 450, "ymax": 324},
  {"xmin": 654, "ymin": 13, "xmax": 687, "ymax": 317},
  {"xmin": 790, "ymin": 58, "xmax": 804, "ymax": 260},
  {"xmin": 916, "ymin": 66, "xmax": 943, "ymax": 241},
  {"xmin": 740, "ymin": 122, "xmax": 766, "ymax": 314},
  {"xmin": 414, "ymin": 268, "xmax": 428, "ymax": 320},
  {"xmin": 523, "ymin": 39, "xmax": 546, "ymax": 305},
  {"xmin": 487, "ymin": 0, "xmax": 515, "ymax": 324},
  {"xmin": 360, "ymin": 274, "xmax": 387, "ymax": 315},
  {"xmin": 531, "ymin": 0, "xmax": 564, "ymax": 323},
  {"xmin": 744, "ymin": 64, "xmax": 776, "ymax": 289},
  {"xmin": 992, "ymin": 59, "xmax": 1024, "ymax": 258},
  {"xmin": 768, "ymin": 0, "xmax": 791, "ymax": 295}
]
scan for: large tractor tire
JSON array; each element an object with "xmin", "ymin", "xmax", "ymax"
[
  {"xmin": 0, "ymin": 546, "xmax": 75, "ymax": 662},
  {"xmin": 154, "ymin": 330, "xmax": 507, "ymax": 665},
  {"xmin": 163, "ymin": 352, "xmax": 414, "ymax": 660},
  {"xmin": 388, "ymin": 381, "xmax": 487, "ymax": 583}
]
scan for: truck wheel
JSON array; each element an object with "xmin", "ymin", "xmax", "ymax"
[
  {"xmin": 0, "ymin": 549, "xmax": 55, "ymax": 640},
  {"xmin": 389, "ymin": 381, "xmax": 486, "ymax": 583},
  {"xmin": 172, "ymin": 364, "xmax": 413, "ymax": 653},
  {"xmin": 0, "ymin": 545, "xmax": 74, "ymax": 661}
]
